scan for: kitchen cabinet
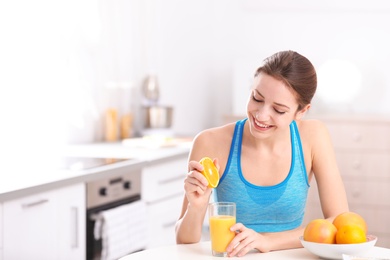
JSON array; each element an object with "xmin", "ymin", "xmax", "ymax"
[
  {"xmin": 142, "ymin": 155, "xmax": 188, "ymax": 248},
  {"xmin": 0, "ymin": 203, "xmax": 2, "ymax": 260},
  {"xmin": 303, "ymin": 115, "xmax": 390, "ymax": 248},
  {"xmin": 57, "ymin": 183, "xmax": 86, "ymax": 260},
  {"xmin": 3, "ymin": 183, "xmax": 85, "ymax": 260}
]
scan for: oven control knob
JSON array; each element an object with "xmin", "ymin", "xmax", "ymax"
[
  {"xmin": 123, "ymin": 181, "xmax": 131, "ymax": 189},
  {"xmin": 99, "ymin": 187, "xmax": 107, "ymax": 196}
]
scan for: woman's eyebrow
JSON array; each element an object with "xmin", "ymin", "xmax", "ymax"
[
  {"xmin": 254, "ymin": 89, "xmax": 264, "ymax": 98},
  {"xmin": 255, "ymin": 89, "xmax": 291, "ymax": 110},
  {"xmin": 274, "ymin": 102, "xmax": 290, "ymax": 110}
]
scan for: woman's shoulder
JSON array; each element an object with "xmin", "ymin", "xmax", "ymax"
[
  {"xmin": 296, "ymin": 118, "xmax": 331, "ymax": 142},
  {"xmin": 296, "ymin": 118, "xmax": 328, "ymax": 131},
  {"xmin": 194, "ymin": 122, "xmax": 236, "ymax": 144},
  {"xmin": 190, "ymin": 122, "xmax": 237, "ymax": 160}
]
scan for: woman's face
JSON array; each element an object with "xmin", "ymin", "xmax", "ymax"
[{"xmin": 246, "ymin": 73, "xmax": 306, "ymax": 138}]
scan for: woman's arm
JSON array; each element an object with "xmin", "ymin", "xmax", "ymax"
[
  {"xmin": 175, "ymin": 131, "xmax": 216, "ymax": 244},
  {"xmin": 226, "ymin": 225, "xmax": 306, "ymax": 257},
  {"xmin": 175, "ymin": 190, "xmax": 211, "ymax": 244},
  {"xmin": 308, "ymin": 120, "xmax": 349, "ymax": 221}
]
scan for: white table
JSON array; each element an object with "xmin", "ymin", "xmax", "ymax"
[{"xmin": 119, "ymin": 241, "xmax": 390, "ymax": 259}]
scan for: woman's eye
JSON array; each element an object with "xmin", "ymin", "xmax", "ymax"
[
  {"xmin": 252, "ymin": 95, "xmax": 262, "ymax": 102},
  {"xmin": 274, "ymin": 109, "xmax": 286, "ymax": 115}
]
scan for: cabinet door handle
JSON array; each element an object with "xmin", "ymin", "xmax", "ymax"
[
  {"xmin": 158, "ymin": 175, "xmax": 184, "ymax": 185},
  {"xmin": 162, "ymin": 220, "xmax": 177, "ymax": 228},
  {"xmin": 352, "ymin": 160, "xmax": 362, "ymax": 170},
  {"xmin": 351, "ymin": 190, "xmax": 361, "ymax": 198},
  {"xmin": 71, "ymin": 207, "xmax": 79, "ymax": 249},
  {"xmin": 22, "ymin": 199, "xmax": 49, "ymax": 208},
  {"xmin": 352, "ymin": 132, "xmax": 362, "ymax": 142}
]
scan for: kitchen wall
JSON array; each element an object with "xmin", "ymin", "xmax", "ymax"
[
  {"xmin": 1, "ymin": 0, "xmax": 390, "ymax": 156},
  {"xmin": 1, "ymin": 0, "xmax": 145, "ymax": 160},
  {"xmin": 154, "ymin": 0, "xmax": 390, "ymax": 129}
]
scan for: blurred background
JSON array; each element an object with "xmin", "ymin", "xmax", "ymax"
[
  {"xmin": 1, "ymin": 0, "xmax": 390, "ymax": 253},
  {"xmin": 1, "ymin": 0, "xmax": 390, "ymax": 153}
]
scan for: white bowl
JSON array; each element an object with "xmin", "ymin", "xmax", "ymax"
[{"xmin": 299, "ymin": 235, "xmax": 377, "ymax": 260}]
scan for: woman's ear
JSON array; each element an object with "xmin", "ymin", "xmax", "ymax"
[{"xmin": 296, "ymin": 104, "xmax": 311, "ymax": 120}]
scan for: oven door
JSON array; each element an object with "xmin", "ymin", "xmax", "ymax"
[
  {"xmin": 87, "ymin": 196, "xmax": 146, "ymax": 260},
  {"xmin": 86, "ymin": 165, "xmax": 147, "ymax": 260}
]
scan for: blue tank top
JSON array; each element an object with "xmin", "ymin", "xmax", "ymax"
[{"xmin": 214, "ymin": 118, "xmax": 310, "ymax": 232}]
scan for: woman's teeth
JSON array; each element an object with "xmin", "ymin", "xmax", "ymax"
[{"xmin": 255, "ymin": 121, "xmax": 270, "ymax": 128}]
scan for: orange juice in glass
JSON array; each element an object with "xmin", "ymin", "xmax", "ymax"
[{"xmin": 208, "ymin": 202, "xmax": 236, "ymax": 257}]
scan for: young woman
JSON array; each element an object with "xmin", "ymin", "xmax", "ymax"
[{"xmin": 175, "ymin": 50, "xmax": 349, "ymax": 257}]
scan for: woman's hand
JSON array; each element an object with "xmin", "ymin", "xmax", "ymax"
[
  {"xmin": 226, "ymin": 223, "xmax": 271, "ymax": 257},
  {"xmin": 183, "ymin": 160, "xmax": 213, "ymax": 208}
]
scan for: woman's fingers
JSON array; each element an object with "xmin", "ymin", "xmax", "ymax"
[
  {"xmin": 227, "ymin": 224, "xmax": 260, "ymax": 257},
  {"xmin": 187, "ymin": 161, "xmax": 209, "ymax": 187},
  {"xmin": 227, "ymin": 223, "xmax": 245, "ymax": 252},
  {"xmin": 212, "ymin": 158, "xmax": 221, "ymax": 172},
  {"xmin": 184, "ymin": 176, "xmax": 207, "ymax": 195},
  {"xmin": 184, "ymin": 161, "xmax": 210, "ymax": 196},
  {"xmin": 188, "ymin": 160, "xmax": 204, "ymax": 172}
]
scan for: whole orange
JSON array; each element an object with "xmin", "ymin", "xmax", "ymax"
[
  {"xmin": 333, "ymin": 212, "xmax": 367, "ymax": 233},
  {"xmin": 303, "ymin": 219, "xmax": 337, "ymax": 244},
  {"xmin": 336, "ymin": 224, "xmax": 367, "ymax": 244}
]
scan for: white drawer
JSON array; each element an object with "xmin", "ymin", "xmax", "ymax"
[
  {"xmin": 326, "ymin": 122, "xmax": 390, "ymax": 151},
  {"xmin": 142, "ymin": 157, "xmax": 187, "ymax": 203},
  {"xmin": 336, "ymin": 151, "xmax": 390, "ymax": 180},
  {"xmin": 0, "ymin": 203, "xmax": 2, "ymax": 250},
  {"xmin": 344, "ymin": 179, "xmax": 390, "ymax": 206},
  {"xmin": 146, "ymin": 195, "xmax": 183, "ymax": 248}
]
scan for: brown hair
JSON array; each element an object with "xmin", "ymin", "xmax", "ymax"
[{"xmin": 254, "ymin": 50, "xmax": 317, "ymax": 111}]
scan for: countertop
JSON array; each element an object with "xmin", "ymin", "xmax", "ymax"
[
  {"xmin": 0, "ymin": 140, "xmax": 191, "ymax": 202},
  {"xmin": 119, "ymin": 241, "xmax": 390, "ymax": 260},
  {"xmin": 61, "ymin": 139, "xmax": 192, "ymax": 164}
]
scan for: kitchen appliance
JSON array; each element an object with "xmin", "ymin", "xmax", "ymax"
[
  {"xmin": 80, "ymin": 158, "xmax": 147, "ymax": 260},
  {"xmin": 142, "ymin": 105, "xmax": 173, "ymax": 129},
  {"xmin": 141, "ymin": 75, "xmax": 174, "ymax": 136},
  {"xmin": 142, "ymin": 75, "xmax": 160, "ymax": 104}
]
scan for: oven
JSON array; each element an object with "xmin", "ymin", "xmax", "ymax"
[{"xmin": 82, "ymin": 158, "xmax": 147, "ymax": 260}]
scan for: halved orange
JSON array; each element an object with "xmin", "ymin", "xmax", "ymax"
[{"xmin": 199, "ymin": 157, "xmax": 220, "ymax": 188}]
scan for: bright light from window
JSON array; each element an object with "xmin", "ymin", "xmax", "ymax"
[
  {"xmin": 317, "ymin": 59, "xmax": 362, "ymax": 103},
  {"xmin": 0, "ymin": 0, "xmax": 102, "ymax": 164}
]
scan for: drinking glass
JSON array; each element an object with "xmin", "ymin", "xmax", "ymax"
[{"xmin": 208, "ymin": 202, "xmax": 236, "ymax": 257}]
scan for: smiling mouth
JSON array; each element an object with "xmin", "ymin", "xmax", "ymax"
[{"xmin": 254, "ymin": 118, "xmax": 273, "ymax": 129}]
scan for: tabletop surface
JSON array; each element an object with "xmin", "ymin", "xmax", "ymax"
[{"xmin": 119, "ymin": 241, "xmax": 390, "ymax": 260}]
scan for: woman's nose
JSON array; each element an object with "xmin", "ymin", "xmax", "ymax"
[
  {"xmin": 255, "ymin": 106, "xmax": 272, "ymax": 121},
  {"xmin": 255, "ymin": 109, "xmax": 270, "ymax": 121}
]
